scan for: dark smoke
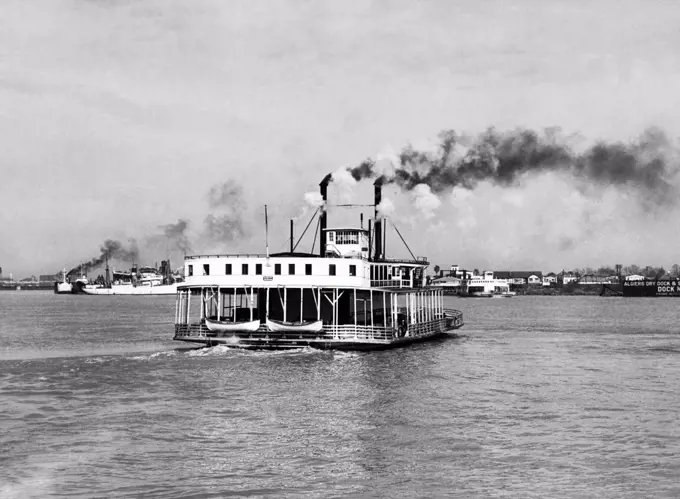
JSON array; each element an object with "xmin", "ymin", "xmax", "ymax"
[
  {"xmin": 67, "ymin": 238, "xmax": 139, "ymax": 276},
  {"xmin": 160, "ymin": 218, "xmax": 192, "ymax": 254},
  {"xmin": 347, "ymin": 127, "xmax": 678, "ymax": 202},
  {"xmin": 204, "ymin": 180, "xmax": 247, "ymax": 242}
]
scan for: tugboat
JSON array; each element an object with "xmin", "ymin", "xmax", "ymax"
[
  {"xmin": 54, "ymin": 269, "xmax": 73, "ymax": 294},
  {"xmin": 173, "ymin": 175, "xmax": 464, "ymax": 350}
]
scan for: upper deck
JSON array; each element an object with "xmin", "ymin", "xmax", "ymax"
[
  {"xmin": 182, "ymin": 174, "xmax": 430, "ymax": 290},
  {"xmin": 182, "ymin": 252, "xmax": 429, "ymax": 289}
]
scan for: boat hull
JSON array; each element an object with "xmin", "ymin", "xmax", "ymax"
[
  {"xmin": 54, "ymin": 282, "xmax": 74, "ymax": 294},
  {"xmin": 175, "ymin": 313, "xmax": 464, "ymax": 351},
  {"xmin": 82, "ymin": 284, "xmax": 178, "ymax": 295},
  {"xmin": 623, "ymin": 279, "xmax": 680, "ymax": 297}
]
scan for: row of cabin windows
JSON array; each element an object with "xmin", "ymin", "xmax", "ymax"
[
  {"xmin": 328, "ymin": 230, "xmax": 360, "ymax": 245},
  {"xmin": 188, "ymin": 263, "xmax": 358, "ymax": 277}
]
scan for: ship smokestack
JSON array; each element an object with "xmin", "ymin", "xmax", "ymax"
[
  {"xmin": 374, "ymin": 180, "xmax": 382, "ymax": 260},
  {"xmin": 319, "ymin": 173, "xmax": 332, "ymax": 257}
]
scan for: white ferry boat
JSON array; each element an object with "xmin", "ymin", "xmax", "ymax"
[
  {"xmin": 465, "ymin": 271, "xmax": 516, "ymax": 298},
  {"xmin": 173, "ymin": 176, "xmax": 464, "ymax": 350}
]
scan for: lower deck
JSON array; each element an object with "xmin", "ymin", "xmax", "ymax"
[{"xmin": 173, "ymin": 285, "xmax": 464, "ymax": 350}]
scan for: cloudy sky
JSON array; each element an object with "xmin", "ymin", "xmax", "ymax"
[{"xmin": 2, "ymin": 0, "xmax": 680, "ymax": 277}]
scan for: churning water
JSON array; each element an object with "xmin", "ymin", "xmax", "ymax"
[{"xmin": 1, "ymin": 292, "xmax": 679, "ymax": 498}]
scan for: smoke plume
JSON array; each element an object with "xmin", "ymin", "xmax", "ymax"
[
  {"xmin": 347, "ymin": 127, "xmax": 679, "ymax": 205},
  {"xmin": 67, "ymin": 238, "xmax": 139, "ymax": 275},
  {"xmin": 203, "ymin": 180, "xmax": 247, "ymax": 242},
  {"xmin": 160, "ymin": 219, "xmax": 192, "ymax": 254}
]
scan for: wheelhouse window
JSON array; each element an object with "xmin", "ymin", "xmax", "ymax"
[
  {"xmin": 335, "ymin": 230, "xmax": 359, "ymax": 245},
  {"xmin": 188, "ymin": 265, "xmax": 193, "ymax": 276},
  {"xmin": 203, "ymin": 264, "xmax": 209, "ymax": 276},
  {"xmin": 305, "ymin": 264, "xmax": 312, "ymax": 275},
  {"xmin": 289, "ymin": 263, "xmax": 295, "ymax": 275},
  {"xmin": 275, "ymin": 263, "xmax": 281, "ymax": 275},
  {"xmin": 349, "ymin": 264, "xmax": 356, "ymax": 277},
  {"xmin": 256, "ymin": 263, "xmax": 262, "ymax": 275},
  {"xmin": 329, "ymin": 264, "xmax": 336, "ymax": 276},
  {"xmin": 225, "ymin": 264, "xmax": 232, "ymax": 275},
  {"xmin": 242, "ymin": 263, "xmax": 248, "ymax": 275}
]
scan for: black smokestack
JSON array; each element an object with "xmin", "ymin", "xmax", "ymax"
[
  {"xmin": 374, "ymin": 179, "xmax": 382, "ymax": 260},
  {"xmin": 319, "ymin": 173, "xmax": 332, "ymax": 257},
  {"xmin": 347, "ymin": 127, "xmax": 678, "ymax": 206}
]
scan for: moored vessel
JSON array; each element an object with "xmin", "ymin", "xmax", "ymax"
[
  {"xmin": 173, "ymin": 176, "xmax": 464, "ymax": 350},
  {"xmin": 54, "ymin": 269, "xmax": 73, "ymax": 294},
  {"xmin": 464, "ymin": 272, "xmax": 516, "ymax": 298},
  {"xmin": 81, "ymin": 261, "xmax": 182, "ymax": 295}
]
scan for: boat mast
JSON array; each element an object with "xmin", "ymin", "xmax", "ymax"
[{"xmin": 265, "ymin": 204, "xmax": 270, "ymax": 265}]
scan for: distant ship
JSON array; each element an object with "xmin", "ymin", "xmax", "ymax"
[
  {"xmin": 54, "ymin": 269, "xmax": 73, "ymax": 294},
  {"xmin": 464, "ymin": 272, "xmax": 516, "ymax": 298},
  {"xmin": 79, "ymin": 262, "xmax": 183, "ymax": 296},
  {"xmin": 622, "ymin": 278, "xmax": 680, "ymax": 297}
]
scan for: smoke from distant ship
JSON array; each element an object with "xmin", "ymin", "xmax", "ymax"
[
  {"xmin": 65, "ymin": 179, "xmax": 249, "ymax": 275},
  {"xmin": 67, "ymin": 239, "xmax": 139, "ymax": 276},
  {"xmin": 203, "ymin": 180, "xmax": 247, "ymax": 243}
]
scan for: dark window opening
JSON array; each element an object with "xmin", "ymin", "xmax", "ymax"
[
  {"xmin": 305, "ymin": 264, "xmax": 312, "ymax": 276},
  {"xmin": 256, "ymin": 263, "xmax": 262, "ymax": 275},
  {"xmin": 329, "ymin": 264, "xmax": 336, "ymax": 276},
  {"xmin": 349, "ymin": 265, "xmax": 356, "ymax": 277},
  {"xmin": 203, "ymin": 264, "xmax": 210, "ymax": 276},
  {"xmin": 275, "ymin": 263, "xmax": 281, "ymax": 275},
  {"xmin": 225, "ymin": 264, "xmax": 232, "ymax": 275},
  {"xmin": 188, "ymin": 265, "xmax": 193, "ymax": 276},
  {"xmin": 242, "ymin": 263, "xmax": 248, "ymax": 275},
  {"xmin": 289, "ymin": 263, "xmax": 295, "ymax": 275}
]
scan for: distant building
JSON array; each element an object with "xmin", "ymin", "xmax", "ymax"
[
  {"xmin": 542, "ymin": 272, "xmax": 558, "ymax": 286},
  {"xmin": 493, "ymin": 271, "xmax": 543, "ymax": 285},
  {"xmin": 562, "ymin": 272, "xmax": 579, "ymax": 284}
]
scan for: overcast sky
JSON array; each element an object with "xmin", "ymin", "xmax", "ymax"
[{"xmin": 2, "ymin": 0, "xmax": 680, "ymax": 277}]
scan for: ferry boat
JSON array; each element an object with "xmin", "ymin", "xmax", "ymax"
[
  {"xmin": 173, "ymin": 176, "xmax": 464, "ymax": 350},
  {"xmin": 465, "ymin": 272, "xmax": 516, "ymax": 298}
]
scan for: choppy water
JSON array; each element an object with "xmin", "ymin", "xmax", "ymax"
[{"xmin": 1, "ymin": 291, "xmax": 679, "ymax": 498}]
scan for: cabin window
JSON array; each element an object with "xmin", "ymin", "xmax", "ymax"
[
  {"xmin": 289, "ymin": 263, "xmax": 295, "ymax": 275},
  {"xmin": 203, "ymin": 264, "xmax": 210, "ymax": 276},
  {"xmin": 336, "ymin": 230, "xmax": 359, "ymax": 245},
  {"xmin": 329, "ymin": 264, "xmax": 336, "ymax": 276},
  {"xmin": 242, "ymin": 263, "xmax": 248, "ymax": 275},
  {"xmin": 255, "ymin": 263, "xmax": 262, "ymax": 275},
  {"xmin": 349, "ymin": 264, "xmax": 356, "ymax": 277},
  {"xmin": 275, "ymin": 263, "xmax": 281, "ymax": 275},
  {"xmin": 225, "ymin": 264, "xmax": 232, "ymax": 275},
  {"xmin": 188, "ymin": 265, "xmax": 193, "ymax": 276},
  {"xmin": 305, "ymin": 263, "xmax": 312, "ymax": 275},
  {"xmin": 328, "ymin": 231, "xmax": 335, "ymax": 242}
]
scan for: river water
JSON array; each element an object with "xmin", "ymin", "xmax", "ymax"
[{"xmin": 1, "ymin": 291, "xmax": 679, "ymax": 498}]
